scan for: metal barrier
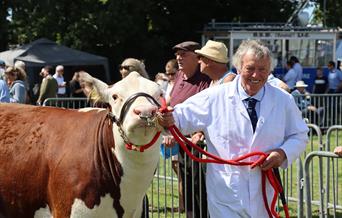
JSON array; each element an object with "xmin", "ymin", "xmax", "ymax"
[
  {"xmin": 304, "ymin": 151, "xmax": 341, "ymax": 218},
  {"xmin": 43, "ymin": 97, "xmax": 90, "ymax": 108},
  {"xmin": 293, "ymin": 94, "xmax": 342, "ymax": 130}
]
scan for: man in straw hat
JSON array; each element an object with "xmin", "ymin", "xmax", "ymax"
[
  {"xmin": 195, "ymin": 40, "xmax": 236, "ymax": 86},
  {"xmin": 158, "ymin": 40, "xmax": 308, "ymax": 217},
  {"xmin": 291, "ymin": 80, "xmax": 324, "ymax": 126}
]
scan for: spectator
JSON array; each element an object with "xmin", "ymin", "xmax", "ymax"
[
  {"xmin": 0, "ymin": 79, "xmax": 10, "ymax": 102},
  {"xmin": 53, "ymin": 65, "xmax": 67, "ymax": 97},
  {"xmin": 164, "ymin": 41, "xmax": 211, "ymax": 217},
  {"xmin": 164, "ymin": 59, "xmax": 178, "ymax": 105},
  {"xmin": 69, "ymin": 72, "xmax": 85, "ymax": 98},
  {"xmin": 119, "ymin": 58, "xmax": 149, "ymax": 79},
  {"xmin": 290, "ymin": 55, "xmax": 303, "ymax": 82},
  {"xmin": 13, "ymin": 60, "xmax": 32, "ymax": 104},
  {"xmin": 4, "ymin": 66, "xmax": 27, "ymax": 103},
  {"xmin": 37, "ymin": 66, "xmax": 58, "ymax": 105},
  {"xmin": 161, "ymin": 59, "xmax": 182, "ymax": 205},
  {"xmin": 154, "ymin": 72, "xmax": 169, "ymax": 93},
  {"xmin": 327, "ymin": 61, "xmax": 342, "ymax": 93},
  {"xmin": 195, "ymin": 40, "xmax": 236, "ymax": 86},
  {"xmin": 292, "ymin": 80, "xmax": 324, "ymax": 126},
  {"xmin": 313, "ymin": 66, "xmax": 328, "ymax": 94},
  {"xmin": 283, "ymin": 60, "xmax": 297, "ymax": 90},
  {"xmin": 0, "ymin": 59, "xmax": 6, "ymax": 79},
  {"xmin": 158, "ymin": 40, "xmax": 308, "ymax": 217}
]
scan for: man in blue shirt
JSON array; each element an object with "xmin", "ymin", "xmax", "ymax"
[
  {"xmin": 0, "ymin": 79, "xmax": 10, "ymax": 103},
  {"xmin": 327, "ymin": 61, "xmax": 342, "ymax": 93}
]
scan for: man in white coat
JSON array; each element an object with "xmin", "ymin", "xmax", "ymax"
[{"xmin": 158, "ymin": 40, "xmax": 308, "ymax": 218}]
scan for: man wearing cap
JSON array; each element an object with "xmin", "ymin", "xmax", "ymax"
[
  {"xmin": 195, "ymin": 40, "xmax": 236, "ymax": 86},
  {"xmin": 164, "ymin": 41, "xmax": 211, "ymax": 217},
  {"xmin": 53, "ymin": 65, "xmax": 67, "ymax": 97}
]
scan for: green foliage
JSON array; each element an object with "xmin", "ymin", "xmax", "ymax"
[{"xmin": 315, "ymin": 0, "xmax": 342, "ymax": 28}]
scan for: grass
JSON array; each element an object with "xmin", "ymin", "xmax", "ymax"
[{"xmin": 145, "ymin": 127, "xmax": 342, "ymax": 218}]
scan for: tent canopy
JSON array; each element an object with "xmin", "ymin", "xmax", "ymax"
[{"xmin": 0, "ymin": 38, "xmax": 110, "ymax": 81}]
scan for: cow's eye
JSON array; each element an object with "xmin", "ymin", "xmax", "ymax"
[{"xmin": 112, "ymin": 94, "xmax": 118, "ymax": 101}]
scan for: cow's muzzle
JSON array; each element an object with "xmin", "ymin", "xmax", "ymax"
[
  {"xmin": 108, "ymin": 92, "xmax": 162, "ymax": 152},
  {"xmin": 108, "ymin": 92, "xmax": 161, "ymax": 126}
]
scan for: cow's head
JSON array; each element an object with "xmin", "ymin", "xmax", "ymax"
[{"xmin": 79, "ymin": 71, "xmax": 163, "ymax": 149}]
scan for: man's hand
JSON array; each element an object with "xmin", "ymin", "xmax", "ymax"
[
  {"xmin": 163, "ymin": 135, "xmax": 176, "ymax": 147},
  {"xmin": 158, "ymin": 107, "xmax": 175, "ymax": 128},
  {"xmin": 260, "ymin": 148, "xmax": 287, "ymax": 171},
  {"xmin": 334, "ymin": 146, "xmax": 342, "ymax": 156}
]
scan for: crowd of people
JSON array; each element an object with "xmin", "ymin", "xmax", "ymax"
[
  {"xmin": 283, "ymin": 56, "xmax": 342, "ymax": 94},
  {"xmin": 0, "ymin": 61, "xmax": 90, "ymax": 105},
  {"xmin": 1, "ymin": 39, "xmax": 342, "ymax": 217}
]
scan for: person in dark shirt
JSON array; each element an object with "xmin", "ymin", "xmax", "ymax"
[
  {"xmin": 165, "ymin": 41, "xmax": 211, "ymax": 217},
  {"xmin": 69, "ymin": 72, "xmax": 85, "ymax": 98},
  {"xmin": 313, "ymin": 66, "xmax": 328, "ymax": 94}
]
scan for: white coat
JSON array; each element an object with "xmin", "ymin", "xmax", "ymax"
[{"xmin": 173, "ymin": 75, "xmax": 309, "ymax": 218}]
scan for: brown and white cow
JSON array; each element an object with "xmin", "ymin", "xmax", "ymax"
[{"xmin": 0, "ymin": 71, "xmax": 163, "ymax": 218}]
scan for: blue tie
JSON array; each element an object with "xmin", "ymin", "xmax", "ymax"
[{"xmin": 246, "ymin": 98, "xmax": 258, "ymax": 132}]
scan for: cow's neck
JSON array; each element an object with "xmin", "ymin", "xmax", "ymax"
[{"xmin": 113, "ymin": 125, "xmax": 160, "ymax": 217}]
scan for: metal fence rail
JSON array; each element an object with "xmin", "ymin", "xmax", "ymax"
[
  {"xmin": 293, "ymin": 94, "xmax": 342, "ymax": 130},
  {"xmin": 304, "ymin": 151, "xmax": 342, "ymax": 218},
  {"xmin": 42, "ymin": 97, "xmax": 90, "ymax": 108}
]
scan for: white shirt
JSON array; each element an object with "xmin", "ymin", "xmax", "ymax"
[
  {"xmin": 172, "ymin": 75, "xmax": 308, "ymax": 218},
  {"xmin": 293, "ymin": 63, "xmax": 303, "ymax": 81},
  {"xmin": 283, "ymin": 68, "xmax": 297, "ymax": 89},
  {"xmin": 53, "ymin": 74, "xmax": 66, "ymax": 95}
]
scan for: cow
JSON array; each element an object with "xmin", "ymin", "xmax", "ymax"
[{"xmin": 0, "ymin": 71, "xmax": 164, "ymax": 218}]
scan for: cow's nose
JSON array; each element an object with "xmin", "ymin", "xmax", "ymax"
[{"xmin": 133, "ymin": 105, "xmax": 158, "ymax": 119}]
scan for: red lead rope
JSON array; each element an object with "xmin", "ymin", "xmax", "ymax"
[{"xmin": 159, "ymin": 98, "xmax": 290, "ymax": 218}]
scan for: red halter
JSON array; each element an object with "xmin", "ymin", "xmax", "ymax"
[{"xmin": 125, "ymin": 131, "xmax": 161, "ymax": 152}]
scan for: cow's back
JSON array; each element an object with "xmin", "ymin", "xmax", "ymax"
[{"xmin": 0, "ymin": 103, "xmax": 122, "ymax": 218}]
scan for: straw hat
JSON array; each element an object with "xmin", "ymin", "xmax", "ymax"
[
  {"xmin": 195, "ymin": 40, "xmax": 228, "ymax": 64},
  {"xmin": 295, "ymin": 80, "xmax": 308, "ymax": 88}
]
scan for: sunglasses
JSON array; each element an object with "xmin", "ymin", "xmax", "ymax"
[
  {"xmin": 119, "ymin": 65, "xmax": 131, "ymax": 70},
  {"xmin": 166, "ymin": 73, "xmax": 176, "ymax": 76}
]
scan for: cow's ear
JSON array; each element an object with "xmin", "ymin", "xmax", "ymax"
[{"xmin": 92, "ymin": 78, "xmax": 111, "ymax": 103}]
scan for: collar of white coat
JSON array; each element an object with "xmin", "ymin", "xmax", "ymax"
[
  {"xmin": 227, "ymin": 75, "xmax": 276, "ymax": 120},
  {"xmin": 227, "ymin": 75, "xmax": 265, "ymax": 101}
]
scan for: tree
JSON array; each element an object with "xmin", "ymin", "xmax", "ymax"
[
  {"xmin": 0, "ymin": 0, "xmax": 9, "ymax": 51},
  {"xmin": 4, "ymin": 0, "xmax": 298, "ymax": 82},
  {"xmin": 315, "ymin": 0, "xmax": 342, "ymax": 28}
]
